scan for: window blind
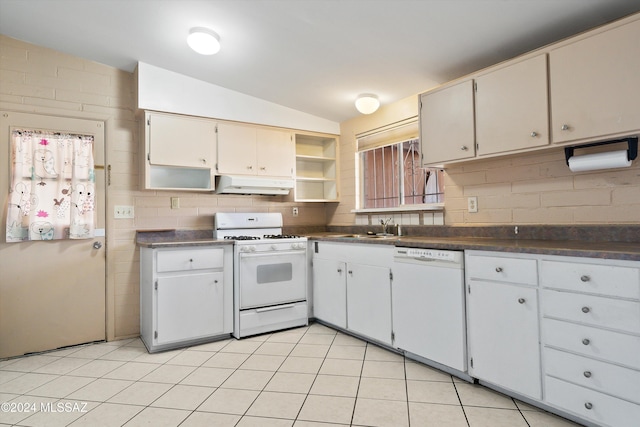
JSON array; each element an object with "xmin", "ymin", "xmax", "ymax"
[{"xmin": 356, "ymin": 117, "xmax": 419, "ymax": 152}]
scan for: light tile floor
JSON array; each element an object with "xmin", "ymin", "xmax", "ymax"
[{"xmin": 0, "ymin": 322, "xmax": 584, "ymax": 427}]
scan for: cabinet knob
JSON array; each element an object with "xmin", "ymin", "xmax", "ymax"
[
  {"xmin": 189, "ymin": 259, "xmax": 193, "ymax": 262},
  {"xmin": 583, "ymin": 371, "xmax": 592, "ymax": 378},
  {"xmin": 460, "ymin": 145, "xmax": 468, "ymax": 151},
  {"xmin": 580, "ymin": 275, "xmax": 591, "ymax": 282},
  {"xmin": 247, "ymin": 165, "xmax": 253, "ymax": 170},
  {"xmin": 581, "ymin": 306, "xmax": 590, "ymax": 313},
  {"xmin": 584, "ymin": 402, "xmax": 593, "ymax": 410},
  {"xmin": 348, "ymin": 270, "xmax": 353, "ymax": 275},
  {"xmin": 337, "ymin": 268, "xmax": 342, "ymax": 273},
  {"xmin": 561, "ymin": 124, "xmax": 570, "ymax": 131},
  {"xmin": 518, "ymin": 298, "xmax": 526, "ymax": 304},
  {"xmin": 495, "ymin": 267, "xmax": 503, "ymax": 273},
  {"xmin": 214, "ymin": 280, "xmax": 218, "ymax": 283},
  {"xmin": 530, "ymin": 131, "xmax": 538, "ymax": 137},
  {"xmin": 260, "ymin": 166, "xmax": 266, "ymax": 171},
  {"xmin": 582, "ymin": 338, "xmax": 590, "ymax": 346},
  {"xmin": 200, "ymin": 158, "xmax": 207, "ymax": 164}
]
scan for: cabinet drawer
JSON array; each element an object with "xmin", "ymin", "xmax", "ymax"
[
  {"xmin": 157, "ymin": 248, "xmax": 224, "ymax": 273},
  {"xmin": 466, "ymin": 255, "xmax": 537, "ymax": 285},
  {"xmin": 542, "ymin": 318, "xmax": 640, "ymax": 369},
  {"xmin": 540, "ymin": 260, "xmax": 640, "ymax": 299},
  {"xmin": 542, "ymin": 289, "xmax": 640, "ymax": 334},
  {"xmin": 545, "ymin": 376, "xmax": 640, "ymax": 427},
  {"xmin": 544, "ymin": 347, "xmax": 640, "ymax": 404}
]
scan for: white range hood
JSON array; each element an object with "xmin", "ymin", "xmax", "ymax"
[{"xmin": 215, "ymin": 175, "xmax": 294, "ymax": 195}]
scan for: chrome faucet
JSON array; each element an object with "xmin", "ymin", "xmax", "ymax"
[{"xmin": 380, "ymin": 217, "xmax": 392, "ymax": 235}]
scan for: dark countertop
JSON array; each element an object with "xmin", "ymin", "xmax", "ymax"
[
  {"xmin": 136, "ymin": 228, "xmax": 640, "ymax": 261},
  {"xmin": 136, "ymin": 230, "xmax": 232, "ymax": 248},
  {"xmin": 307, "ymin": 233, "xmax": 640, "ymax": 261}
]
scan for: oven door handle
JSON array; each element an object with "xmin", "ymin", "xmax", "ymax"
[
  {"xmin": 255, "ymin": 304, "xmax": 295, "ymax": 313},
  {"xmin": 239, "ymin": 250, "xmax": 305, "ymax": 259}
]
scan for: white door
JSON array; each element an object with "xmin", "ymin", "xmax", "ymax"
[
  {"xmin": 156, "ymin": 272, "xmax": 224, "ymax": 344},
  {"xmin": 238, "ymin": 250, "xmax": 307, "ymax": 309},
  {"xmin": 0, "ymin": 111, "xmax": 106, "ymax": 359},
  {"xmin": 467, "ymin": 280, "xmax": 541, "ymax": 399},
  {"xmin": 256, "ymin": 129, "xmax": 294, "ymax": 177},
  {"xmin": 346, "ymin": 263, "xmax": 392, "ymax": 345},
  {"xmin": 312, "ymin": 258, "xmax": 347, "ymax": 328},
  {"xmin": 392, "ymin": 262, "xmax": 466, "ymax": 371},
  {"xmin": 216, "ymin": 122, "xmax": 257, "ymax": 175}
]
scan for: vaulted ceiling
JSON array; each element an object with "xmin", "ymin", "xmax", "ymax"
[{"xmin": 1, "ymin": 0, "xmax": 639, "ymax": 122}]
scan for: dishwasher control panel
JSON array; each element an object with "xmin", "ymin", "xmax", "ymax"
[{"xmin": 395, "ymin": 247, "xmax": 462, "ymax": 263}]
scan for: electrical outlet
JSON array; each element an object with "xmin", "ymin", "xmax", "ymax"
[
  {"xmin": 171, "ymin": 197, "xmax": 180, "ymax": 209},
  {"xmin": 114, "ymin": 205, "xmax": 134, "ymax": 219},
  {"xmin": 467, "ymin": 197, "xmax": 478, "ymax": 213},
  {"xmin": 292, "ymin": 207, "xmax": 299, "ymax": 217}
]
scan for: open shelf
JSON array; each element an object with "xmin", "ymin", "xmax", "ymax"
[{"xmin": 294, "ymin": 134, "xmax": 339, "ymax": 202}]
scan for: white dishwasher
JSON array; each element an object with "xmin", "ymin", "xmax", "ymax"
[{"xmin": 392, "ymin": 247, "xmax": 466, "ymax": 372}]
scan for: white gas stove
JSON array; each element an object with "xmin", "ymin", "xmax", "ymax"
[{"xmin": 214, "ymin": 213, "xmax": 308, "ymax": 338}]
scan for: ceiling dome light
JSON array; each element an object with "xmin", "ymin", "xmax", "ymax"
[
  {"xmin": 355, "ymin": 94, "xmax": 380, "ymax": 114},
  {"xmin": 187, "ymin": 27, "xmax": 221, "ymax": 55}
]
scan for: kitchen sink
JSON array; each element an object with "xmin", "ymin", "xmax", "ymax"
[{"xmin": 333, "ymin": 233, "xmax": 397, "ymax": 239}]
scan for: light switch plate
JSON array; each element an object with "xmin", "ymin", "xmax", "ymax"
[{"xmin": 114, "ymin": 205, "xmax": 134, "ymax": 219}]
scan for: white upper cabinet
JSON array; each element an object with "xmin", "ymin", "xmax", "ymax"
[
  {"xmin": 146, "ymin": 111, "xmax": 216, "ymax": 168},
  {"xmin": 217, "ymin": 121, "xmax": 294, "ymax": 178},
  {"xmin": 549, "ymin": 19, "xmax": 640, "ymax": 144},
  {"xmin": 420, "ymin": 79, "xmax": 476, "ymax": 165},
  {"xmin": 475, "ymin": 54, "xmax": 549, "ymax": 155}
]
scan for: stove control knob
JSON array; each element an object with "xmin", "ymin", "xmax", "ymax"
[{"xmin": 250, "ymin": 246, "xmax": 257, "ymax": 252}]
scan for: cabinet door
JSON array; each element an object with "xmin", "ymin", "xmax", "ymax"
[
  {"xmin": 312, "ymin": 258, "xmax": 347, "ymax": 328},
  {"xmin": 256, "ymin": 129, "xmax": 294, "ymax": 178},
  {"xmin": 475, "ymin": 55, "xmax": 549, "ymax": 155},
  {"xmin": 549, "ymin": 19, "xmax": 640, "ymax": 143},
  {"xmin": 147, "ymin": 112, "xmax": 216, "ymax": 168},
  {"xmin": 420, "ymin": 80, "xmax": 475, "ymax": 165},
  {"xmin": 156, "ymin": 271, "xmax": 224, "ymax": 344},
  {"xmin": 216, "ymin": 122, "xmax": 257, "ymax": 175},
  {"xmin": 467, "ymin": 281, "xmax": 541, "ymax": 399},
  {"xmin": 346, "ymin": 263, "xmax": 392, "ymax": 345}
]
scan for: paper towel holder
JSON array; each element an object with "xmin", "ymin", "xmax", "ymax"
[{"xmin": 564, "ymin": 136, "xmax": 638, "ymax": 167}]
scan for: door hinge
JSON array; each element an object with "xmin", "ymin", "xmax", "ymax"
[
  {"xmin": 468, "ymin": 284, "xmax": 471, "ymax": 294},
  {"xmin": 391, "ymin": 331, "xmax": 395, "ymax": 343},
  {"xmin": 154, "ymin": 331, "xmax": 158, "ymax": 339},
  {"xmin": 107, "ymin": 164, "xmax": 112, "ymax": 186},
  {"xmin": 389, "ymin": 271, "xmax": 393, "ymax": 281},
  {"xmin": 470, "ymin": 357, "xmax": 474, "ymax": 368},
  {"xmin": 147, "ymin": 117, "xmax": 151, "ymax": 125},
  {"xmin": 215, "ymin": 124, "xmax": 218, "ymax": 133},
  {"xmin": 154, "ymin": 281, "xmax": 158, "ymax": 290},
  {"xmin": 474, "ymin": 81, "xmax": 478, "ymax": 92}
]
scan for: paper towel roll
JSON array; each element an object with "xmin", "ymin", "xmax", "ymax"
[{"xmin": 568, "ymin": 150, "xmax": 632, "ymax": 172}]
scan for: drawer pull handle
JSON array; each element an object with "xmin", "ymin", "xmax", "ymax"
[
  {"xmin": 582, "ymin": 338, "xmax": 590, "ymax": 346},
  {"xmin": 348, "ymin": 270, "xmax": 353, "ymax": 275},
  {"xmin": 337, "ymin": 268, "xmax": 342, "ymax": 273},
  {"xmin": 581, "ymin": 306, "xmax": 590, "ymax": 313},
  {"xmin": 495, "ymin": 267, "xmax": 503, "ymax": 273},
  {"xmin": 584, "ymin": 402, "xmax": 593, "ymax": 410},
  {"xmin": 583, "ymin": 371, "xmax": 592, "ymax": 378},
  {"xmin": 580, "ymin": 275, "xmax": 590, "ymax": 282},
  {"xmin": 518, "ymin": 298, "xmax": 526, "ymax": 304}
]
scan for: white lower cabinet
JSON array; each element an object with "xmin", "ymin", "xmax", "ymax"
[
  {"xmin": 140, "ymin": 245, "xmax": 233, "ymax": 352},
  {"xmin": 312, "ymin": 257, "xmax": 347, "ymax": 329},
  {"xmin": 311, "ymin": 242, "xmax": 393, "ymax": 345},
  {"xmin": 540, "ymin": 255, "xmax": 640, "ymax": 427},
  {"xmin": 466, "ymin": 252, "xmax": 541, "ymax": 399}
]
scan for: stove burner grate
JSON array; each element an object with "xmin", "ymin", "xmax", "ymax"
[
  {"xmin": 224, "ymin": 235, "xmax": 261, "ymax": 240},
  {"xmin": 263, "ymin": 234, "xmax": 302, "ymax": 239}
]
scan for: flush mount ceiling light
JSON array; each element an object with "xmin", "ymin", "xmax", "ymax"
[
  {"xmin": 355, "ymin": 94, "xmax": 380, "ymax": 114},
  {"xmin": 187, "ymin": 27, "xmax": 221, "ymax": 55}
]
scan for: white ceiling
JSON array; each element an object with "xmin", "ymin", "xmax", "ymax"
[{"xmin": 1, "ymin": 0, "xmax": 640, "ymax": 123}]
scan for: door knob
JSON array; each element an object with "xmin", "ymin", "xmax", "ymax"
[{"xmin": 93, "ymin": 241, "xmax": 102, "ymax": 249}]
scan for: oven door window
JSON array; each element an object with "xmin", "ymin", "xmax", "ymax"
[{"xmin": 239, "ymin": 251, "xmax": 306, "ymax": 309}]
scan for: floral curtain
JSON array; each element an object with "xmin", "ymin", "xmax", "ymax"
[{"xmin": 6, "ymin": 129, "xmax": 95, "ymax": 242}]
